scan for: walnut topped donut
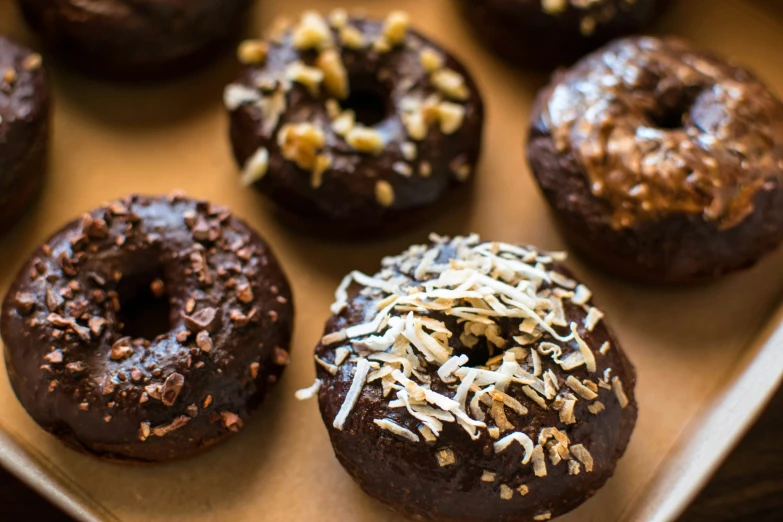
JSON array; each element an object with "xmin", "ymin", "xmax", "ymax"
[
  {"xmin": 528, "ymin": 36, "xmax": 783, "ymax": 283},
  {"xmin": 1, "ymin": 194, "xmax": 294, "ymax": 463},
  {"xmin": 300, "ymin": 234, "xmax": 637, "ymax": 522},
  {"xmin": 225, "ymin": 9, "xmax": 484, "ymax": 237}
]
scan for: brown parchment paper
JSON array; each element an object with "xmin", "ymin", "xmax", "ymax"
[{"xmin": 1, "ymin": 1, "xmax": 783, "ymax": 521}]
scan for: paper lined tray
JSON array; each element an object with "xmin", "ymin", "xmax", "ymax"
[{"xmin": 1, "ymin": 1, "xmax": 782, "ymax": 521}]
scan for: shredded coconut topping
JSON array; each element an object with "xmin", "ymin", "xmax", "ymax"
[{"xmin": 307, "ymin": 235, "xmax": 626, "ymax": 482}]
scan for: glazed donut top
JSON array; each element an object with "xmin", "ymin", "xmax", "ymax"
[
  {"xmin": 224, "ymin": 9, "xmax": 482, "ymax": 208},
  {"xmin": 534, "ymin": 36, "xmax": 783, "ymax": 229},
  {"xmin": 0, "ymin": 36, "xmax": 47, "ymax": 170},
  {"xmin": 1, "ymin": 195, "xmax": 292, "ymax": 449},
  {"xmin": 307, "ymin": 235, "xmax": 635, "ymax": 507}
]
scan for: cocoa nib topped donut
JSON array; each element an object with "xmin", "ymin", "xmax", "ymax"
[
  {"xmin": 225, "ymin": 10, "xmax": 484, "ymax": 237},
  {"xmin": 16, "ymin": 0, "xmax": 252, "ymax": 80},
  {"xmin": 0, "ymin": 36, "xmax": 49, "ymax": 232},
  {"xmin": 528, "ymin": 36, "xmax": 783, "ymax": 284},
  {"xmin": 457, "ymin": 0, "xmax": 669, "ymax": 69},
  {"xmin": 300, "ymin": 234, "xmax": 637, "ymax": 522},
  {"xmin": 1, "ymin": 194, "xmax": 293, "ymax": 463}
]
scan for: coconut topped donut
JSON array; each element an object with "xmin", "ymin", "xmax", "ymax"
[
  {"xmin": 302, "ymin": 234, "xmax": 637, "ymax": 522},
  {"xmin": 533, "ymin": 36, "xmax": 783, "ymax": 230},
  {"xmin": 225, "ymin": 9, "xmax": 484, "ymax": 236},
  {"xmin": 1, "ymin": 194, "xmax": 293, "ymax": 463}
]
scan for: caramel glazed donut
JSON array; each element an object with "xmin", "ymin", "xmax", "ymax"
[
  {"xmin": 225, "ymin": 10, "xmax": 484, "ymax": 236},
  {"xmin": 298, "ymin": 235, "xmax": 637, "ymax": 522},
  {"xmin": 528, "ymin": 36, "xmax": 783, "ymax": 284},
  {"xmin": 0, "ymin": 37, "xmax": 49, "ymax": 232},
  {"xmin": 1, "ymin": 195, "xmax": 294, "ymax": 463}
]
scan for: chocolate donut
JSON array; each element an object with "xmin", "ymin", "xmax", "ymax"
[
  {"xmin": 0, "ymin": 36, "xmax": 49, "ymax": 232},
  {"xmin": 457, "ymin": 0, "xmax": 669, "ymax": 69},
  {"xmin": 527, "ymin": 36, "xmax": 783, "ymax": 284},
  {"xmin": 16, "ymin": 0, "xmax": 252, "ymax": 80},
  {"xmin": 300, "ymin": 234, "xmax": 637, "ymax": 521},
  {"xmin": 225, "ymin": 10, "xmax": 484, "ymax": 237},
  {"xmin": 1, "ymin": 194, "xmax": 294, "ymax": 463}
]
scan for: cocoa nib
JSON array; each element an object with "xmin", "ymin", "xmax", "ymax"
[
  {"xmin": 182, "ymin": 307, "xmax": 219, "ymax": 333},
  {"xmin": 161, "ymin": 372, "xmax": 185, "ymax": 406},
  {"xmin": 150, "ymin": 415, "xmax": 190, "ymax": 437},
  {"xmin": 15, "ymin": 292, "xmax": 35, "ymax": 314},
  {"xmin": 47, "ymin": 313, "xmax": 90, "ymax": 342}
]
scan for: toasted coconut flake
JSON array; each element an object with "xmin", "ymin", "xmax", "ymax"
[
  {"xmin": 550, "ymin": 271, "xmax": 577, "ymax": 289},
  {"xmin": 571, "ymin": 323, "xmax": 597, "ymax": 373},
  {"xmin": 334, "ymin": 347, "xmax": 351, "ymax": 366},
  {"xmin": 295, "ymin": 379, "xmax": 322, "ymax": 400},
  {"xmin": 570, "ymin": 443, "xmax": 594, "ymax": 472},
  {"xmin": 436, "ymin": 448, "xmax": 456, "ymax": 467},
  {"xmin": 499, "ymin": 484, "xmax": 514, "ymax": 500},
  {"xmin": 240, "ymin": 147, "xmax": 269, "ymax": 186},
  {"xmin": 523, "ymin": 385, "xmax": 548, "ymax": 410},
  {"xmin": 418, "ymin": 424, "xmax": 437, "ymax": 442},
  {"xmin": 566, "ymin": 375, "xmax": 598, "ymax": 400},
  {"xmin": 432, "ymin": 69, "xmax": 469, "ymax": 101},
  {"xmin": 568, "ymin": 460, "xmax": 581, "ymax": 475},
  {"xmin": 374, "ymin": 418, "xmax": 419, "ymax": 442},
  {"xmin": 517, "ymin": 484, "xmax": 530, "ymax": 496},
  {"xmin": 531, "ymin": 445, "xmax": 547, "ymax": 477},
  {"xmin": 494, "ymin": 431, "xmax": 534, "ymax": 464},
  {"xmin": 571, "ymin": 284, "xmax": 592, "ymax": 305},
  {"xmin": 599, "ymin": 341, "xmax": 611, "ymax": 355},
  {"xmin": 481, "ymin": 470, "xmax": 496, "ymax": 482},
  {"xmin": 587, "ymin": 401, "xmax": 605, "ymax": 415},
  {"xmin": 612, "ymin": 376, "xmax": 629, "ymax": 408},
  {"xmin": 438, "ymin": 354, "xmax": 469, "ymax": 384},
  {"xmin": 534, "ymin": 512, "xmax": 552, "ymax": 521},
  {"xmin": 492, "ymin": 390, "xmax": 528, "ymax": 416},
  {"xmin": 490, "ymin": 397, "xmax": 515, "ymax": 432},
  {"xmin": 584, "ymin": 307, "xmax": 604, "ymax": 332},
  {"xmin": 333, "ymin": 359, "xmax": 371, "ymax": 430},
  {"xmin": 559, "ymin": 397, "xmax": 577, "ymax": 424},
  {"xmin": 315, "ymin": 355, "xmax": 339, "ymax": 375}
]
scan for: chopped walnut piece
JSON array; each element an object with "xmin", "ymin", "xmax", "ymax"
[
  {"xmin": 186, "ymin": 404, "xmax": 199, "ymax": 417},
  {"xmin": 44, "ymin": 350, "xmax": 63, "ymax": 364},
  {"xmin": 150, "ymin": 416, "xmax": 190, "ymax": 437},
  {"xmin": 382, "ymin": 11, "xmax": 409, "ymax": 45},
  {"xmin": 346, "ymin": 126, "xmax": 385, "ymax": 154},
  {"xmin": 420, "ymin": 48, "xmax": 444, "ymax": 73},
  {"xmin": 375, "ymin": 180, "xmax": 395, "ymax": 207},
  {"xmin": 15, "ymin": 292, "xmax": 35, "ymax": 314},
  {"xmin": 274, "ymin": 347, "xmax": 291, "ymax": 366},
  {"xmin": 240, "ymin": 147, "xmax": 269, "ymax": 186},
  {"xmin": 292, "ymin": 11, "xmax": 332, "ymax": 50},
  {"xmin": 278, "ymin": 122, "xmax": 326, "ymax": 171},
  {"xmin": 533, "ymin": 513, "xmax": 552, "ymax": 521},
  {"xmin": 109, "ymin": 337, "xmax": 134, "ymax": 361},
  {"xmin": 236, "ymin": 282, "xmax": 254, "ymax": 303},
  {"xmin": 139, "ymin": 422, "xmax": 151, "ymax": 441},
  {"xmin": 237, "ymin": 39, "xmax": 268, "ymax": 65},
  {"xmin": 286, "ymin": 61, "xmax": 324, "ymax": 96},
  {"xmin": 339, "ymin": 26, "xmax": 365, "ymax": 49},
  {"xmin": 542, "ymin": 0, "xmax": 568, "ymax": 15},
  {"xmin": 437, "ymin": 102, "xmax": 466, "ymax": 135},
  {"xmin": 250, "ymin": 362, "xmax": 260, "ymax": 379},
  {"xmin": 182, "ymin": 307, "xmax": 218, "ymax": 333},
  {"xmin": 317, "ymin": 49, "xmax": 349, "ymax": 99},
  {"xmin": 432, "ymin": 69, "xmax": 470, "ymax": 101},
  {"xmin": 22, "ymin": 53, "xmax": 42, "ymax": 71},
  {"xmin": 328, "ymin": 8, "xmax": 348, "ymax": 28}
]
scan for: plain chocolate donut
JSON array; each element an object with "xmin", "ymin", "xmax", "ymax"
[
  {"xmin": 16, "ymin": 0, "xmax": 252, "ymax": 80},
  {"xmin": 1, "ymin": 194, "xmax": 294, "ymax": 463},
  {"xmin": 303, "ymin": 234, "xmax": 637, "ymax": 521},
  {"xmin": 0, "ymin": 35, "xmax": 49, "ymax": 232},
  {"xmin": 457, "ymin": 0, "xmax": 669, "ymax": 69},
  {"xmin": 527, "ymin": 36, "xmax": 783, "ymax": 284},
  {"xmin": 225, "ymin": 10, "xmax": 484, "ymax": 237}
]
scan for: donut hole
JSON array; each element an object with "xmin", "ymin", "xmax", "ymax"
[
  {"xmin": 116, "ymin": 268, "xmax": 172, "ymax": 342},
  {"xmin": 646, "ymin": 88, "xmax": 701, "ymax": 130},
  {"xmin": 343, "ymin": 75, "xmax": 392, "ymax": 127}
]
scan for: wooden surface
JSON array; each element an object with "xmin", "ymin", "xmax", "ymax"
[{"xmin": 1, "ymin": 384, "xmax": 781, "ymax": 521}]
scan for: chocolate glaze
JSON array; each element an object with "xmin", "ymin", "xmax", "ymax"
[
  {"xmin": 1, "ymin": 195, "xmax": 294, "ymax": 463},
  {"xmin": 0, "ymin": 36, "xmax": 49, "ymax": 231},
  {"xmin": 528, "ymin": 36, "xmax": 783, "ymax": 284},
  {"xmin": 315, "ymin": 238, "xmax": 637, "ymax": 521},
  {"xmin": 227, "ymin": 13, "xmax": 484, "ymax": 238},
  {"xmin": 457, "ymin": 0, "xmax": 668, "ymax": 69},
  {"xmin": 17, "ymin": 0, "xmax": 252, "ymax": 80}
]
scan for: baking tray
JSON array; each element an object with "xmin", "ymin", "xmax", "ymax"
[{"xmin": 1, "ymin": 1, "xmax": 782, "ymax": 521}]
